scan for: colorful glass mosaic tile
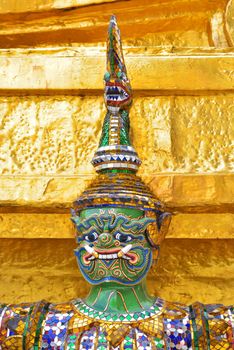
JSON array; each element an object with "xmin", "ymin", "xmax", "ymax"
[
  {"xmin": 79, "ymin": 327, "xmax": 97, "ymax": 350},
  {"xmin": 123, "ymin": 329, "xmax": 135, "ymax": 350},
  {"xmin": 164, "ymin": 315, "xmax": 192, "ymax": 349},
  {"xmin": 135, "ymin": 329, "xmax": 151, "ymax": 350},
  {"xmin": 41, "ymin": 309, "xmax": 73, "ymax": 349}
]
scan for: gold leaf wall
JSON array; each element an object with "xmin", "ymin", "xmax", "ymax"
[{"xmin": 0, "ymin": 0, "xmax": 233, "ymax": 305}]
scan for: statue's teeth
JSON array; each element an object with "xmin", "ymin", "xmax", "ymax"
[
  {"xmin": 123, "ymin": 255, "xmax": 131, "ymax": 260},
  {"xmin": 88, "ymin": 252, "xmax": 131, "ymax": 261}
]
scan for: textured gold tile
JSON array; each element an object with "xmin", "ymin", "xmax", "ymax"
[
  {"xmin": 0, "ymin": 53, "xmax": 233, "ymax": 90},
  {"xmin": 0, "ymin": 0, "xmax": 118, "ymax": 14},
  {"xmin": 0, "ymin": 95, "xmax": 233, "ymax": 176},
  {"xmin": 225, "ymin": 0, "xmax": 234, "ymax": 45},
  {"xmin": 0, "ymin": 0, "xmax": 232, "ymax": 317},
  {"xmin": 0, "ymin": 238, "xmax": 233, "ymax": 305},
  {"xmin": 0, "ymin": 174, "xmax": 233, "ymax": 212},
  {"xmin": 0, "ymin": 213, "xmax": 233, "ymax": 239},
  {"xmin": 0, "ymin": 0, "xmax": 228, "ymax": 48}
]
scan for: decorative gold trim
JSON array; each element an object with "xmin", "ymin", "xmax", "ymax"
[
  {"xmin": 91, "ymin": 287, "xmax": 102, "ymax": 307},
  {"xmin": 131, "ymin": 288, "xmax": 144, "ymax": 309}
]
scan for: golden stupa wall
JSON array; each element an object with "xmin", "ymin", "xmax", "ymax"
[{"xmin": 0, "ymin": 0, "xmax": 233, "ymax": 305}]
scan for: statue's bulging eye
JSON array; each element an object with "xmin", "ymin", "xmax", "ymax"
[
  {"xmin": 104, "ymin": 72, "xmax": 111, "ymax": 82},
  {"xmin": 85, "ymin": 232, "xmax": 98, "ymax": 242},
  {"xmin": 115, "ymin": 232, "xmax": 132, "ymax": 243},
  {"xmin": 117, "ymin": 71, "xmax": 123, "ymax": 79}
]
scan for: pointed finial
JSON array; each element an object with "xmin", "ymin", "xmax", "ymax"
[
  {"xmin": 104, "ymin": 14, "xmax": 131, "ymax": 112},
  {"xmin": 91, "ymin": 15, "xmax": 141, "ymax": 173}
]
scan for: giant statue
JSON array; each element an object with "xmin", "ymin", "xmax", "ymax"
[{"xmin": 0, "ymin": 16, "xmax": 233, "ymax": 350}]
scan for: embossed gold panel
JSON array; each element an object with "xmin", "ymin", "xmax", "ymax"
[
  {"xmin": 0, "ymin": 238, "xmax": 233, "ymax": 305},
  {"xmin": 0, "ymin": 95, "xmax": 233, "ymax": 175},
  {"xmin": 0, "ymin": 0, "xmax": 233, "ymax": 305}
]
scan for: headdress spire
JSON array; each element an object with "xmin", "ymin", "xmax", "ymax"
[
  {"xmin": 91, "ymin": 15, "xmax": 141, "ymax": 173},
  {"xmin": 74, "ymin": 16, "xmax": 164, "ymax": 215}
]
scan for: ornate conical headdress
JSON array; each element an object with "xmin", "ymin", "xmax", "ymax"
[{"xmin": 74, "ymin": 16, "xmax": 163, "ymax": 214}]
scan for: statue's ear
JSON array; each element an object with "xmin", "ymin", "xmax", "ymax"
[
  {"xmin": 70, "ymin": 209, "xmax": 81, "ymax": 227},
  {"xmin": 152, "ymin": 245, "xmax": 160, "ymax": 263},
  {"xmin": 145, "ymin": 210, "xmax": 172, "ymax": 247},
  {"xmin": 156, "ymin": 211, "xmax": 172, "ymax": 233}
]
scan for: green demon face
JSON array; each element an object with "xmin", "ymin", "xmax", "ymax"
[{"xmin": 71, "ymin": 207, "xmax": 155, "ymax": 285}]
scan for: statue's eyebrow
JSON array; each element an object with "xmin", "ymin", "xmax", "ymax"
[
  {"xmin": 71, "ymin": 212, "xmax": 155, "ymax": 235},
  {"xmin": 109, "ymin": 214, "xmax": 155, "ymax": 233},
  {"xmin": 71, "ymin": 214, "xmax": 103, "ymax": 234}
]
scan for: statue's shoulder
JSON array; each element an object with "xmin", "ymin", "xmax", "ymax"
[
  {"xmin": 163, "ymin": 300, "xmax": 233, "ymax": 349},
  {"xmin": 38, "ymin": 300, "xmax": 76, "ymax": 348},
  {"xmin": 0, "ymin": 300, "xmax": 77, "ymax": 349},
  {"xmin": 150, "ymin": 298, "xmax": 233, "ymax": 349},
  {"xmin": 189, "ymin": 301, "xmax": 233, "ymax": 348},
  {"xmin": 0, "ymin": 301, "xmax": 39, "ymax": 348}
]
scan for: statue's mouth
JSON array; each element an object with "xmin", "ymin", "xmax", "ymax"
[
  {"xmin": 105, "ymin": 83, "xmax": 130, "ymax": 104},
  {"xmin": 83, "ymin": 246, "xmax": 138, "ymax": 265}
]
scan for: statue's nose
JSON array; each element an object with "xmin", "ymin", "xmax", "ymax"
[{"xmin": 98, "ymin": 232, "xmax": 113, "ymax": 247}]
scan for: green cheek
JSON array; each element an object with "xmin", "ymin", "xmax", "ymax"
[
  {"xmin": 76, "ymin": 245, "xmax": 152, "ymax": 285},
  {"xmin": 130, "ymin": 247, "xmax": 145, "ymax": 267}
]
